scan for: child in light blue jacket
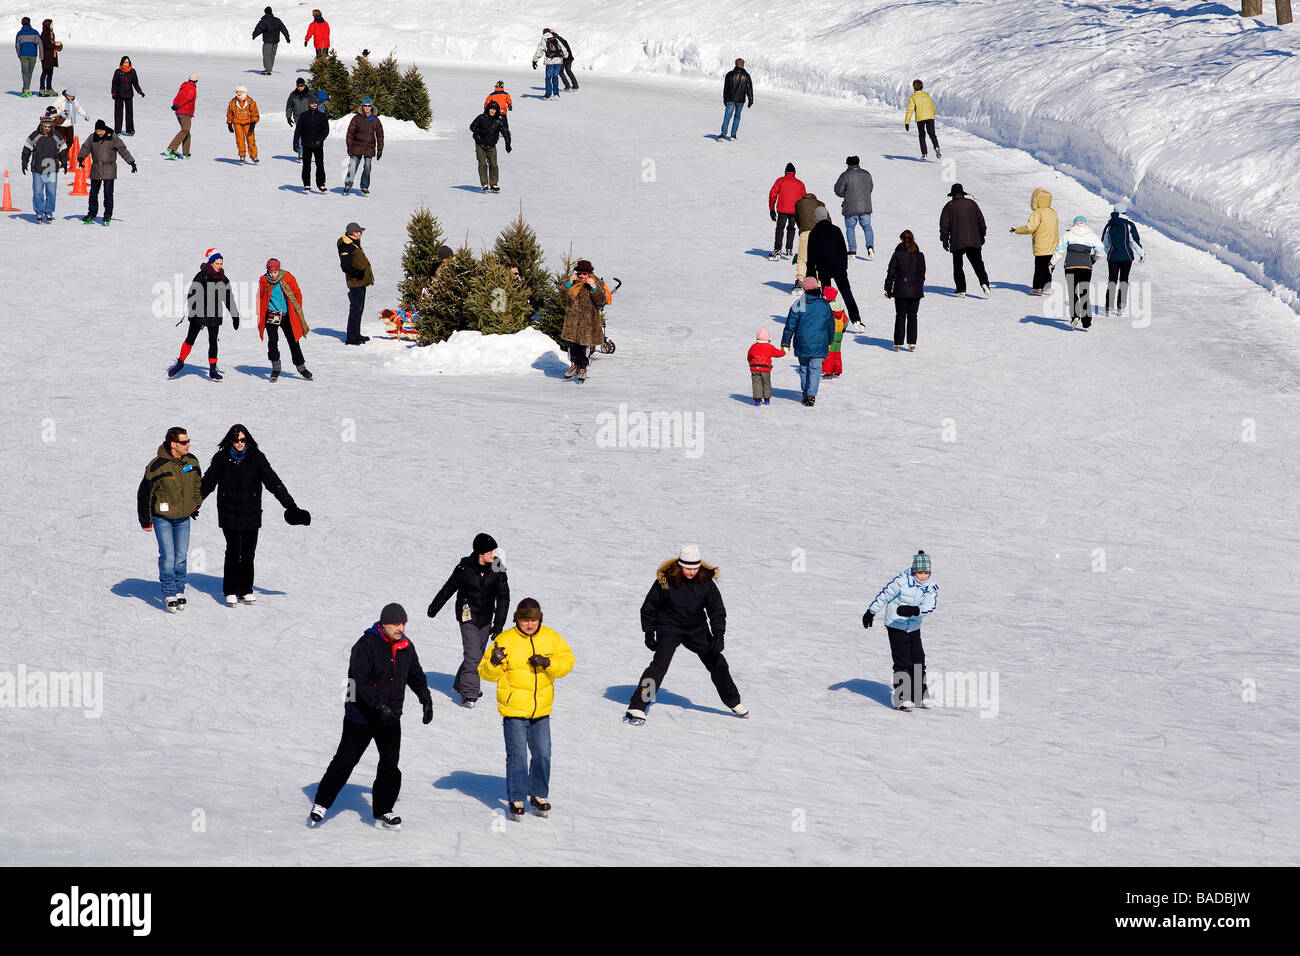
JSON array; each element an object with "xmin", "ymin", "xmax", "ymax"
[{"xmin": 863, "ymin": 550, "xmax": 938, "ymax": 711}]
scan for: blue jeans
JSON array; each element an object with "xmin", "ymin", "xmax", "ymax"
[
  {"xmin": 503, "ymin": 716, "xmax": 551, "ymax": 803},
  {"xmin": 721, "ymin": 101, "xmax": 744, "ymax": 137},
  {"xmin": 544, "ymin": 63, "xmax": 561, "ymax": 97},
  {"xmin": 844, "ymin": 213, "xmax": 873, "ymax": 254},
  {"xmin": 33, "ymin": 171, "xmax": 57, "ymax": 217},
  {"xmin": 345, "ymin": 154, "xmax": 372, "ymax": 190},
  {"xmin": 797, "ymin": 355, "xmax": 823, "ymax": 397},
  {"xmin": 153, "ymin": 516, "xmax": 191, "ymax": 598}
]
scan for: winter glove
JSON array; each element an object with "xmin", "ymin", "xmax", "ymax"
[
  {"xmin": 231, "ymin": 314, "xmax": 240, "ymax": 330},
  {"xmin": 191, "ymin": 509, "xmax": 200, "ymax": 520},
  {"xmin": 172, "ymin": 104, "xmax": 179, "ymax": 111},
  {"xmin": 228, "ymin": 123, "xmax": 235, "ymax": 132},
  {"xmin": 421, "ymin": 698, "xmax": 433, "ymax": 724},
  {"xmin": 59, "ymin": 163, "xmax": 67, "ymax": 173},
  {"xmin": 130, "ymin": 163, "xmax": 138, "ymax": 174},
  {"xmin": 20, "ymin": 164, "xmax": 27, "ymax": 175},
  {"xmin": 248, "ymin": 122, "xmax": 256, "ymax": 132},
  {"xmin": 284, "ymin": 506, "xmax": 311, "ymax": 526},
  {"xmin": 941, "ymin": 240, "xmax": 950, "ymax": 252},
  {"xmin": 710, "ymin": 635, "xmax": 725, "ymax": 655},
  {"xmin": 644, "ymin": 633, "xmax": 657, "ymax": 652},
  {"xmin": 379, "ymin": 704, "xmax": 398, "ymax": 727},
  {"xmin": 426, "ymin": 602, "xmax": 437, "ymax": 618},
  {"xmin": 304, "ymin": 41, "xmax": 308, "ymax": 47},
  {"xmin": 140, "ymin": 92, "xmax": 145, "ymax": 97},
  {"xmin": 532, "ymin": 61, "xmax": 538, "ymax": 70},
  {"xmin": 504, "ymin": 143, "xmax": 512, "ymax": 153},
  {"xmin": 905, "ymin": 123, "xmax": 910, "ymax": 131},
  {"xmin": 862, "ymin": 610, "xmax": 875, "ymax": 629},
  {"xmin": 528, "ymin": 654, "xmax": 550, "ymax": 669},
  {"xmin": 770, "ymin": 209, "xmax": 777, "ymax": 222},
  {"xmin": 896, "ymin": 605, "xmax": 920, "ymax": 617},
  {"xmin": 376, "ymin": 152, "xmax": 382, "ymax": 161},
  {"xmin": 1008, "ymin": 227, "xmax": 1016, "ymax": 233},
  {"xmin": 288, "ymin": 117, "xmax": 294, "ymax": 126},
  {"xmin": 490, "ymin": 644, "xmax": 507, "ymax": 666}
]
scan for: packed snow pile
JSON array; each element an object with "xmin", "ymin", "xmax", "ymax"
[
  {"xmin": 25, "ymin": 0, "xmax": 1299, "ymax": 312},
  {"xmin": 327, "ymin": 115, "xmax": 440, "ymax": 142},
  {"xmin": 388, "ymin": 327, "xmax": 567, "ymax": 376}
]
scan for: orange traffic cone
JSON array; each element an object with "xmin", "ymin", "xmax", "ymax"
[
  {"xmin": 69, "ymin": 148, "xmax": 89, "ymax": 197},
  {"xmin": 0, "ymin": 170, "xmax": 19, "ymax": 212}
]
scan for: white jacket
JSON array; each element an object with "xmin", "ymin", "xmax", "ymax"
[
  {"xmin": 52, "ymin": 94, "xmax": 88, "ymax": 131},
  {"xmin": 1050, "ymin": 223, "xmax": 1105, "ymax": 271},
  {"xmin": 532, "ymin": 31, "xmax": 568, "ymax": 67}
]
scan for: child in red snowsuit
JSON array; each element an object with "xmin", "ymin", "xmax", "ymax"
[{"xmin": 747, "ymin": 326, "xmax": 786, "ymax": 405}]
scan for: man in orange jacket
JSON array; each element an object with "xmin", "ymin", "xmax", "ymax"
[{"xmin": 226, "ymin": 85, "xmax": 260, "ymax": 162}]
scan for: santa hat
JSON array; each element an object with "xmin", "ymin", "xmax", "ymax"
[{"xmin": 205, "ymin": 249, "xmax": 223, "ymax": 264}]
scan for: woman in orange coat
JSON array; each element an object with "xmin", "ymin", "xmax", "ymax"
[{"xmin": 256, "ymin": 259, "xmax": 312, "ymax": 381}]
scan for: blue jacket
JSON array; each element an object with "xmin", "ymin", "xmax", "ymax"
[
  {"xmin": 780, "ymin": 292, "xmax": 835, "ymax": 359},
  {"xmin": 1102, "ymin": 213, "xmax": 1144, "ymax": 263},
  {"xmin": 868, "ymin": 569, "xmax": 938, "ymax": 632},
  {"xmin": 15, "ymin": 25, "xmax": 42, "ymax": 59}
]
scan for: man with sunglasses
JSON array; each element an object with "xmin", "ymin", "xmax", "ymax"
[{"xmin": 137, "ymin": 427, "xmax": 203, "ymax": 613}]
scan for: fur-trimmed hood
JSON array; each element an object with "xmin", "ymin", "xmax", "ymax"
[{"xmin": 655, "ymin": 557, "xmax": 719, "ymax": 589}]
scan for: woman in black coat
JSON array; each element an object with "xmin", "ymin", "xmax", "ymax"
[
  {"xmin": 884, "ymin": 229, "xmax": 927, "ymax": 352},
  {"xmin": 110, "ymin": 56, "xmax": 144, "ymax": 135},
  {"xmin": 200, "ymin": 424, "xmax": 310, "ymax": 605},
  {"xmin": 167, "ymin": 251, "xmax": 240, "ymax": 380}
]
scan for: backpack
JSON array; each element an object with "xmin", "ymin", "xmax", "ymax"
[{"xmin": 545, "ymin": 36, "xmax": 561, "ymax": 58}]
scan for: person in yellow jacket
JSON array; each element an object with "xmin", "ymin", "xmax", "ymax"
[
  {"xmin": 904, "ymin": 79, "xmax": 940, "ymax": 161},
  {"xmin": 478, "ymin": 598, "xmax": 575, "ymax": 820},
  {"xmin": 226, "ymin": 85, "xmax": 261, "ymax": 163},
  {"xmin": 1011, "ymin": 187, "xmax": 1059, "ymax": 294}
]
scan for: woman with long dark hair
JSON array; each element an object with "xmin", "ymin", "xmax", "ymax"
[
  {"xmin": 110, "ymin": 56, "xmax": 145, "ymax": 135},
  {"xmin": 884, "ymin": 229, "xmax": 927, "ymax": 352},
  {"xmin": 200, "ymin": 424, "xmax": 310, "ymax": 606}
]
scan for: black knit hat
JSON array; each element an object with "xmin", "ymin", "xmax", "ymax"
[
  {"xmin": 473, "ymin": 532, "xmax": 498, "ymax": 555},
  {"xmin": 785, "ymin": 162, "xmax": 795, "ymax": 174},
  {"xmin": 846, "ymin": 155, "xmax": 859, "ymax": 166},
  {"xmin": 380, "ymin": 603, "xmax": 408, "ymax": 625},
  {"xmin": 513, "ymin": 598, "xmax": 543, "ymax": 624},
  {"xmin": 95, "ymin": 119, "xmax": 109, "ymax": 133}
]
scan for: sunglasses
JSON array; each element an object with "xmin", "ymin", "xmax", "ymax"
[
  {"xmin": 174, "ymin": 439, "xmax": 191, "ymax": 446},
  {"xmin": 233, "ymin": 437, "xmax": 247, "ymax": 445}
]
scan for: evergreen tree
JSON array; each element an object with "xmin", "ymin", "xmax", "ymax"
[
  {"xmin": 536, "ymin": 249, "xmax": 578, "ymax": 344},
  {"xmin": 417, "ymin": 244, "xmax": 481, "ymax": 345},
  {"xmin": 397, "ymin": 205, "xmax": 448, "ymax": 313},
  {"xmin": 466, "ymin": 254, "xmax": 535, "ymax": 336},
  {"xmin": 395, "ymin": 64, "xmax": 433, "ymax": 130},
  {"xmin": 372, "ymin": 54, "xmax": 402, "ymax": 119},
  {"xmin": 309, "ymin": 49, "xmax": 353, "ymax": 118},
  {"xmin": 493, "ymin": 212, "xmax": 549, "ymax": 292}
]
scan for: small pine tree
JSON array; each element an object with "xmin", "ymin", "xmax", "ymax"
[
  {"xmin": 397, "ymin": 205, "xmax": 448, "ymax": 312},
  {"xmin": 350, "ymin": 53, "xmax": 380, "ymax": 117},
  {"xmin": 417, "ymin": 245, "xmax": 481, "ymax": 345},
  {"xmin": 493, "ymin": 212, "xmax": 549, "ymax": 292},
  {"xmin": 395, "ymin": 64, "xmax": 433, "ymax": 130},
  {"xmin": 309, "ymin": 50, "xmax": 354, "ymax": 118},
  {"xmin": 372, "ymin": 54, "xmax": 402, "ymax": 119},
  {"xmin": 466, "ymin": 254, "xmax": 535, "ymax": 336}
]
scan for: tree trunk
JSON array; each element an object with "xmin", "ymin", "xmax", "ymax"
[
  {"xmin": 1277, "ymin": 0, "xmax": 1294, "ymax": 26},
  {"xmin": 1242, "ymin": 0, "xmax": 1263, "ymax": 17}
]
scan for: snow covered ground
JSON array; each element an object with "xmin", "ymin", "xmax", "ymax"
[
  {"xmin": 14, "ymin": 0, "xmax": 1300, "ymax": 312},
  {"xmin": 1, "ymin": 35, "xmax": 1298, "ymax": 866}
]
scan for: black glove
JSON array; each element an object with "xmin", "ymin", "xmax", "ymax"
[
  {"xmin": 490, "ymin": 644, "xmax": 507, "ymax": 666},
  {"xmin": 527, "ymin": 654, "xmax": 550, "ymax": 669},
  {"xmin": 644, "ymin": 633, "xmax": 657, "ymax": 652},
  {"xmin": 532, "ymin": 61, "xmax": 538, "ymax": 70},
  {"xmin": 140, "ymin": 92, "xmax": 145, "ymax": 97},
  {"xmin": 505, "ymin": 143, "xmax": 512, "ymax": 153},
  {"xmin": 905, "ymin": 123, "xmax": 910, "ymax": 131},
  {"xmin": 770, "ymin": 210, "xmax": 777, "ymax": 222},
  {"xmin": 231, "ymin": 314, "xmax": 240, "ymax": 330},
  {"xmin": 304, "ymin": 41, "xmax": 308, "ymax": 47},
  {"xmin": 191, "ymin": 509, "xmax": 200, "ymax": 520},
  {"xmin": 20, "ymin": 164, "xmax": 27, "ymax": 175},
  {"xmin": 426, "ymin": 602, "xmax": 437, "ymax": 618},
  {"xmin": 421, "ymin": 699, "xmax": 433, "ymax": 724},
  {"xmin": 284, "ymin": 506, "xmax": 311, "ymax": 526},
  {"xmin": 228, "ymin": 123, "xmax": 235, "ymax": 132},
  {"xmin": 896, "ymin": 605, "xmax": 920, "ymax": 616},
  {"xmin": 288, "ymin": 117, "xmax": 295, "ymax": 126},
  {"xmin": 248, "ymin": 122, "xmax": 256, "ymax": 132},
  {"xmin": 941, "ymin": 240, "xmax": 950, "ymax": 252},
  {"xmin": 710, "ymin": 636, "xmax": 725, "ymax": 655},
  {"xmin": 172, "ymin": 104, "xmax": 179, "ymax": 111},
  {"xmin": 130, "ymin": 163, "xmax": 138, "ymax": 174},
  {"xmin": 59, "ymin": 163, "xmax": 67, "ymax": 173},
  {"xmin": 379, "ymin": 704, "xmax": 398, "ymax": 727},
  {"xmin": 862, "ymin": 610, "xmax": 874, "ymax": 629},
  {"xmin": 1008, "ymin": 227, "xmax": 1016, "ymax": 233}
]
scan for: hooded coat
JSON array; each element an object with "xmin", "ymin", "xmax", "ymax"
[
  {"xmin": 794, "ymin": 192, "xmax": 826, "ymax": 232},
  {"xmin": 1102, "ymin": 212, "xmax": 1144, "ymax": 263},
  {"xmin": 1050, "ymin": 222, "xmax": 1106, "ymax": 272},
  {"xmin": 137, "ymin": 444, "xmax": 202, "ymax": 527},
  {"xmin": 868, "ymin": 569, "xmax": 938, "ymax": 632},
  {"xmin": 427, "ymin": 555, "xmax": 511, "ymax": 634},
  {"xmin": 79, "ymin": 127, "xmax": 136, "ymax": 180},
  {"xmin": 781, "ymin": 290, "xmax": 836, "ymax": 359},
  {"xmin": 336, "ymin": 234, "xmax": 374, "ymax": 288},
  {"xmin": 469, "ymin": 105, "xmax": 510, "ymax": 150},
  {"xmin": 1013, "ymin": 187, "xmax": 1059, "ymax": 255},
  {"xmin": 640, "ymin": 558, "xmax": 725, "ymax": 641}
]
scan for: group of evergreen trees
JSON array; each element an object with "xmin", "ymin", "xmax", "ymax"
[
  {"xmin": 399, "ymin": 206, "xmax": 576, "ymax": 346},
  {"xmin": 309, "ymin": 50, "xmax": 432, "ymax": 128}
]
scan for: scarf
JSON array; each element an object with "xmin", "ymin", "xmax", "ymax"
[{"xmin": 229, "ymin": 445, "xmax": 247, "ymax": 463}]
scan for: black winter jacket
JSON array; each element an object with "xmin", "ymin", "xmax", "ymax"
[
  {"xmin": 640, "ymin": 560, "xmax": 726, "ymax": 640},
  {"xmin": 427, "ymin": 555, "xmax": 510, "ymax": 634},
  {"xmin": 806, "ymin": 219, "xmax": 848, "ymax": 279},
  {"xmin": 469, "ymin": 108, "xmax": 511, "ymax": 150},
  {"xmin": 252, "ymin": 14, "xmax": 290, "ymax": 44},
  {"xmin": 111, "ymin": 67, "xmax": 144, "ymax": 99},
  {"xmin": 186, "ymin": 263, "xmax": 239, "ymax": 327},
  {"xmin": 885, "ymin": 245, "xmax": 927, "ymax": 299},
  {"xmin": 285, "ymin": 87, "xmax": 313, "ymax": 123},
  {"xmin": 295, "ymin": 106, "xmax": 330, "ymax": 149},
  {"xmin": 939, "ymin": 196, "xmax": 986, "ymax": 250},
  {"xmin": 722, "ymin": 67, "xmax": 753, "ymax": 106},
  {"xmin": 344, "ymin": 624, "xmax": 431, "ymax": 723},
  {"xmin": 200, "ymin": 446, "xmax": 296, "ymax": 531}
]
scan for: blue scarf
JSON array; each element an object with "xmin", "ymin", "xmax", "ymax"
[{"xmin": 229, "ymin": 445, "xmax": 248, "ymax": 463}]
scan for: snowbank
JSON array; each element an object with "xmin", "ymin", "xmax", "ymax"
[
  {"xmin": 20, "ymin": 1, "xmax": 1300, "ymax": 312},
  {"xmin": 327, "ymin": 115, "xmax": 440, "ymax": 141},
  {"xmin": 388, "ymin": 327, "xmax": 568, "ymax": 376}
]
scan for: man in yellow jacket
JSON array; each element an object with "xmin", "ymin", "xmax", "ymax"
[
  {"xmin": 226, "ymin": 85, "xmax": 260, "ymax": 163},
  {"xmin": 479, "ymin": 598, "xmax": 575, "ymax": 820},
  {"xmin": 1011, "ymin": 187, "xmax": 1059, "ymax": 294},
  {"xmin": 904, "ymin": 79, "xmax": 940, "ymax": 160}
]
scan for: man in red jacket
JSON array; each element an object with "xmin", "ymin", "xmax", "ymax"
[
  {"xmin": 165, "ymin": 73, "xmax": 197, "ymax": 159},
  {"xmin": 767, "ymin": 162, "xmax": 806, "ymax": 260},
  {"xmin": 304, "ymin": 9, "xmax": 330, "ymax": 55}
]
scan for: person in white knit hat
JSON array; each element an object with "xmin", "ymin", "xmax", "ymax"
[{"xmin": 624, "ymin": 545, "xmax": 747, "ymax": 724}]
